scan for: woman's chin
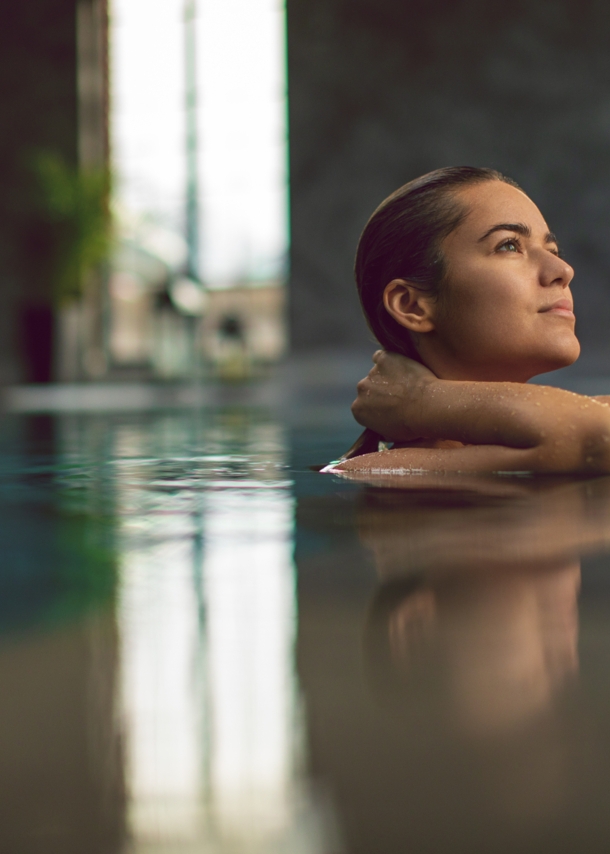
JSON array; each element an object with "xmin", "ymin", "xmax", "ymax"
[
  {"xmin": 477, "ymin": 342, "xmax": 581, "ymax": 382},
  {"xmin": 533, "ymin": 341, "xmax": 581, "ymax": 375}
]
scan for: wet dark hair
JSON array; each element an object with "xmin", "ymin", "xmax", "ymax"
[{"xmin": 355, "ymin": 166, "xmax": 521, "ymax": 359}]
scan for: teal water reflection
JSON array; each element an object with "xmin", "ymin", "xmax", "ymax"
[{"xmin": 4, "ymin": 410, "xmax": 610, "ymax": 853}]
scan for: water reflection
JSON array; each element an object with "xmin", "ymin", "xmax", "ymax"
[
  {"xmin": 6, "ymin": 411, "xmax": 610, "ymax": 852},
  {"xmin": 360, "ymin": 484, "xmax": 585, "ymax": 734},
  {"xmin": 0, "ymin": 411, "xmax": 338, "ymax": 853},
  {"xmin": 297, "ymin": 475, "xmax": 610, "ymax": 853},
  {"xmin": 203, "ymin": 487, "xmax": 297, "ymax": 841},
  {"xmin": 0, "ymin": 417, "xmax": 124, "ymax": 852},
  {"xmin": 361, "ymin": 478, "xmax": 610, "ymax": 734},
  {"xmin": 418, "ymin": 562, "xmax": 578, "ymax": 733},
  {"xmin": 105, "ymin": 414, "xmax": 320, "ymax": 851}
]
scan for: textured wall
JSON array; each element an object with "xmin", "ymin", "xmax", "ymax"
[{"xmin": 287, "ymin": 0, "xmax": 610, "ymax": 370}]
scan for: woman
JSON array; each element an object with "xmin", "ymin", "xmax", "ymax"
[{"xmin": 329, "ymin": 166, "xmax": 610, "ymax": 475}]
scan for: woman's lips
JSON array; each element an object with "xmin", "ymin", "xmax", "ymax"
[{"xmin": 540, "ymin": 299, "xmax": 575, "ymax": 319}]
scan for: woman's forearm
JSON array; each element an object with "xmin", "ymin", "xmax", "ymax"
[
  {"xmin": 399, "ymin": 379, "xmax": 607, "ymax": 449},
  {"xmin": 335, "ymin": 433, "xmax": 610, "ymax": 476}
]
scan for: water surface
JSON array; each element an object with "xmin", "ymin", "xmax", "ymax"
[{"xmin": 2, "ymin": 407, "xmax": 610, "ymax": 853}]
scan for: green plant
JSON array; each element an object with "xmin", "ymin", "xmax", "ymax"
[{"xmin": 31, "ymin": 151, "xmax": 111, "ymax": 304}]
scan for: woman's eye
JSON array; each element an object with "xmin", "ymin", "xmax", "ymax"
[{"xmin": 498, "ymin": 239, "xmax": 519, "ymax": 253}]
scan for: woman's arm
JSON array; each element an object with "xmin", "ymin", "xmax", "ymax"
[{"xmin": 337, "ymin": 351, "xmax": 610, "ymax": 475}]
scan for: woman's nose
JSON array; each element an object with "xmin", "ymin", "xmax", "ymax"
[{"xmin": 541, "ymin": 252, "xmax": 574, "ymax": 288}]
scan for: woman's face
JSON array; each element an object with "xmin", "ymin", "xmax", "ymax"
[{"xmin": 424, "ymin": 180, "xmax": 579, "ymax": 382}]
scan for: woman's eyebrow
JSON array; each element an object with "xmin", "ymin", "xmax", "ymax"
[
  {"xmin": 477, "ymin": 222, "xmax": 531, "ymax": 242},
  {"xmin": 477, "ymin": 223, "xmax": 559, "ymax": 245}
]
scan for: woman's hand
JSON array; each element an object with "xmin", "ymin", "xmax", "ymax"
[{"xmin": 352, "ymin": 351, "xmax": 437, "ymax": 442}]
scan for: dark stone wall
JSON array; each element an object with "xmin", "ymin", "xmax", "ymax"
[
  {"xmin": 287, "ymin": 0, "xmax": 610, "ymax": 370},
  {"xmin": 0, "ymin": 1, "xmax": 78, "ymax": 382}
]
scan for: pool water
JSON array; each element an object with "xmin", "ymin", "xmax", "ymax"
[{"xmin": 3, "ymin": 407, "xmax": 610, "ymax": 853}]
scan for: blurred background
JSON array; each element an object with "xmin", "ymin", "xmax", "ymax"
[
  {"xmin": 1, "ymin": 0, "xmax": 288, "ymax": 388},
  {"xmin": 3, "ymin": 3, "xmax": 610, "ymax": 854},
  {"xmin": 2, "ymin": 0, "xmax": 610, "ymax": 386}
]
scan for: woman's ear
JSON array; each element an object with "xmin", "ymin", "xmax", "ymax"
[{"xmin": 383, "ymin": 279, "xmax": 436, "ymax": 333}]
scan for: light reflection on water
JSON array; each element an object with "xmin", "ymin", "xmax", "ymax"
[
  {"xmin": 92, "ymin": 416, "xmax": 327, "ymax": 852},
  {"xmin": 114, "ymin": 418, "xmax": 302, "ymax": 850}
]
